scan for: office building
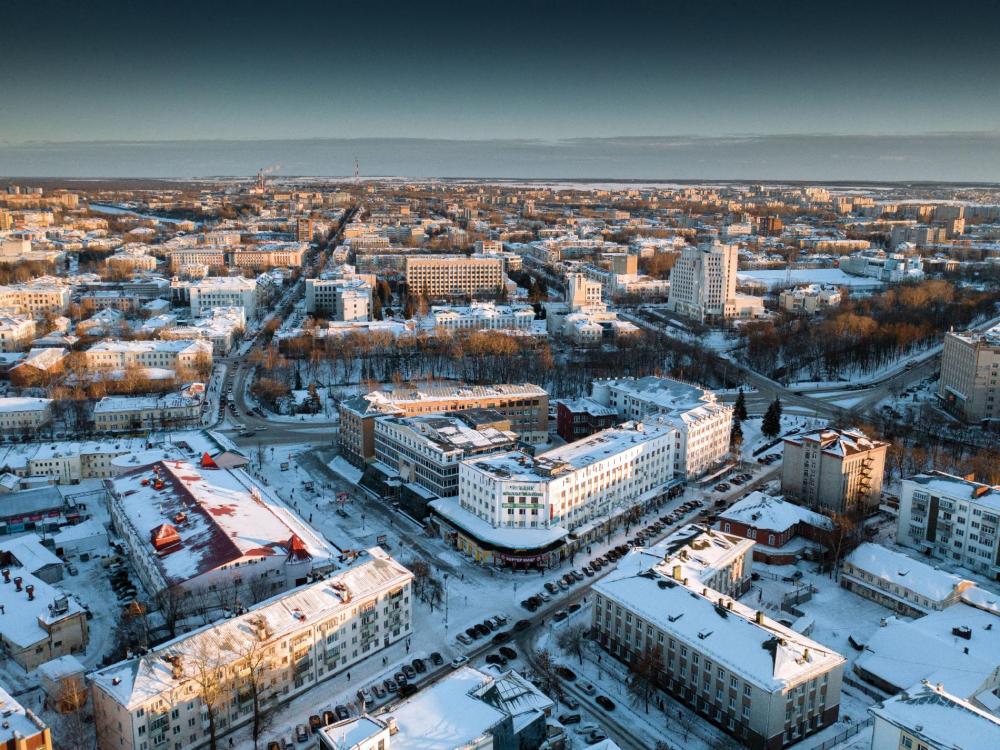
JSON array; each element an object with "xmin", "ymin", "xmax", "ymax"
[
  {"xmin": 404, "ymin": 255, "xmax": 505, "ymax": 298},
  {"xmin": 305, "ymin": 276, "xmax": 373, "ymax": 321},
  {"xmin": 869, "ymin": 681, "xmax": 1000, "ymax": 750}
]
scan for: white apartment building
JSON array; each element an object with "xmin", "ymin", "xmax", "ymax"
[
  {"xmin": 106, "ymin": 247, "xmax": 158, "ymax": 273},
  {"xmin": 93, "ymin": 383, "xmax": 205, "ymax": 432},
  {"xmin": 667, "ymin": 241, "xmax": 738, "ymax": 322},
  {"xmin": 0, "ymin": 397, "xmax": 53, "ymax": 434},
  {"xmin": 229, "ymin": 241, "xmax": 307, "ymax": 270},
  {"xmin": 90, "ymin": 549, "xmax": 413, "ymax": 750},
  {"xmin": 0, "ymin": 314, "xmax": 36, "ymax": 352},
  {"xmin": 172, "ymin": 276, "xmax": 259, "ymax": 319},
  {"xmin": 896, "ymin": 471, "xmax": 1000, "ymax": 580},
  {"xmin": 159, "ymin": 306, "xmax": 246, "ymax": 355},
  {"xmin": 938, "ymin": 324, "xmax": 1000, "ymax": 423},
  {"xmin": 305, "ymin": 276, "xmax": 373, "ymax": 321},
  {"xmin": 593, "ymin": 539, "xmax": 845, "ymax": 750},
  {"xmin": 404, "ymin": 255, "xmax": 505, "ymax": 298},
  {"xmin": 459, "ymin": 419, "xmax": 677, "ymax": 532},
  {"xmin": 169, "ymin": 248, "xmax": 227, "ymax": 273},
  {"xmin": 422, "ymin": 301, "xmax": 535, "ymax": 331},
  {"xmin": 589, "ymin": 376, "xmax": 733, "ymax": 478},
  {"xmin": 840, "ymin": 252, "xmax": 924, "ymax": 283},
  {"xmin": 85, "ymin": 338, "xmax": 213, "ymax": 373},
  {"xmin": 374, "ymin": 413, "xmax": 518, "ymax": 497}
]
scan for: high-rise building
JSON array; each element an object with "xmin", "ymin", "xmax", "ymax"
[
  {"xmin": 666, "ymin": 241, "xmax": 738, "ymax": 323},
  {"xmin": 781, "ymin": 428, "xmax": 888, "ymax": 516},
  {"xmin": 939, "ymin": 324, "xmax": 1000, "ymax": 423},
  {"xmin": 296, "ymin": 216, "xmax": 314, "ymax": 242}
]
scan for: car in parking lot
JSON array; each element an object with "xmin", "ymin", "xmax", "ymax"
[
  {"xmin": 383, "ymin": 678, "xmax": 398, "ymax": 692},
  {"xmin": 579, "ymin": 681, "xmax": 596, "ymax": 695},
  {"xmin": 513, "ymin": 619, "xmax": 531, "ymax": 632},
  {"xmin": 295, "ymin": 724, "xmax": 309, "ymax": 742},
  {"xmin": 66, "ymin": 563, "xmax": 79, "ymax": 576},
  {"xmin": 571, "ymin": 569, "xmax": 584, "ymax": 582},
  {"xmin": 558, "ymin": 713, "xmax": 582, "ymax": 725},
  {"xmin": 485, "ymin": 653, "xmax": 507, "ymax": 666},
  {"xmin": 553, "ymin": 611, "xmax": 568, "ymax": 622},
  {"xmin": 499, "ymin": 646, "xmax": 517, "ymax": 660},
  {"xmin": 457, "ymin": 633, "xmax": 473, "ymax": 645},
  {"xmin": 335, "ymin": 705, "xmax": 350, "ymax": 720},
  {"xmin": 412, "ymin": 658, "xmax": 426, "ymax": 673},
  {"xmin": 372, "ymin": 683, "xmax": 386, "ymax": 699},
  {"xmin": 466, "ymin": 627, "xmax": 480, "ymax": 639},
  {"xmin": 557, "ymin": 579, "xmax": 569, "ymax": 591},
  {"xmin": 555, "ymin": 665, "xmax": 577, "ymax": 681},
  {"xmin": 430, "ymin": 651, "xmax": 443, "ymax": 666},
  {"xmin": 582, "ymin": 566, "xmax": 594, "ymax": 576},
  {"xmin": 544, "ymin": 582, "xmax": 559, "ymax": 594},
  {"xmin": 474, "ymin": 623, "xmax": 490, "ymax": 637},
  {"xmin": 491, "ymin": 630, "xmax": 511, "ymax": 644},
  {"xmin": 309, "ymin": 715, "xmax": 322, "ymax": 734},
  {"xmin": 537, "ymin": 591, "xmax": 551, "ymax": 602},
  {"xmin": 595, "ymin": 695, "xmax": 616, "ymax": 711},
  {"xmin": 394, "ymin": 671, "xmax": 407, "ymax": 685},
  {"xmin": 401, "ymin": 664, "xmax": 416, "ymax": 680},
  {"xmin": 451, "ymin": 656, "xmax": 469, "ymax": 669},
  {"xmin": 561, "ymin": 695, "xmax": 579, "ymax": 709}
]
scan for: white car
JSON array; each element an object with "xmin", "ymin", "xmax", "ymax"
[
  {"xmin": 451, "ymin": 656, "xmax": 469, "ymax": 669},
  {"xmin": 579, "ymin": 682, "xmax": 596, "ymax": 695},
  {"xmin": 574, "ymin": 723, "xmax": 600, "ymax": 735}
]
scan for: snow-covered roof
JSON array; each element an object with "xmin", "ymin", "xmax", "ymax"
[
  {"xmin": 783, "ymin": 427, "xmax": 887, "ymax": 456},
  {"xmin": 0, "ymin": 565, "xmax": 83, "ymax": 649},
  {"xmin": 386, "ymin": 666, "xmax": 508, "ymax": 750},
  {"xmin": 556, "ymin": 397, "xmax": 618, "ymax": 417},
  {"xmin": 719, "ymin": 492, "xmax": 834, "ymax": 533},
  {"xmin": 89, "ymin": 549, "xmax": 412, "ymax": 709},
  {"xmin": 641, "ymin": 524, "xmax": 755, "ymax": 585},
  {"xmin": 0, "ymin": 683, "xmax": 48, "ymax": 744},
  {"xmin": 345, "ymin": 383, "xmax": 547, "ymax": 416},
  {"xmin": 429, "ymin": 496, "xmax": 568, "ymax": 550},
  {"xmin": 376, "ymin": 414, "xmax": 518, "ymax": 454},
  {"xmin": 0, "ymin": 396, "xmax": 51, "ymax": 413},
  {"xmin": 857, "ymin": 603, "xmax": 1000, "ymax": 698},
  {"xmin": 844, "ymin": 543, "xmax": 970, "ymax": 602},
  {"xmin": 869, "ymin": 681, "xmax": 1000, "ymax": 750},
  {"xmin": 905, "ymin": 472, "xmax": 1000, "ymax": 512},
  {"xmin": 36, "ymin": 654, "xmax": 86, "ymax": 682},
  {"xmin": 594, "ymin": 549, "xmax": 844, "ymax": 691},
  {"xmin": 108, "ymin": 460, "xmax": 336, "ymax": 586},
  {"xmin": 0, "ymin": 534, "xmax": 63, "ymax": 574}
]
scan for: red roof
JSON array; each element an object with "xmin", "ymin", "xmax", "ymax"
[
  {"xmin": 287, "ymin": 534, "xmax": 312, "ymax": 562},
  {"xmin": 151, "ymin": 523, "xmax": 181, "ymax": 552},
  {"xmin": 200, "ymin": 452, "xmax": 219, "ymax": 469}
]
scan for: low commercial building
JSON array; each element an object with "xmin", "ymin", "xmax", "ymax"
[
  {"xmin": 869, "ymin": 681, "xmax": 1000, "ymax": 750},
  {"xmin": 90, "ymin": 549, "xmax": 413, "ymax": 750},
  {"xmin": 895, "ymin": 471, "xmax": 1000, "ymax": 580},
  {"xmin": 778, "ymin": 285, "xmax": 842, "ymax": 314},
  {"xmin": 840, "ymin": 542, "xmax": 974, "ymax": 618},
  {"xmin": 593, "ymin": 541, "xmax": 845, "ymax": 750},
  {"xmin": 422, "ymin": 301, "xmax": 535, "ymax": 332},
  {"xmin": 0, "ymin": 682, "xmax": 53, "ymax": 750},
  {"xmin": 93, "ymin": 383, "xmax": 206, "ymax": 432},
  {"xmin": 106, "ymin": 459, "xmax": 338, "ymax": 600},
  {"xmin": 938, "ymin": 324, "xmax": 1000, "ymax": 423},
  {"xmin": 0, "ymin": 397, "xmax": 52, "ymax": 434},
  {"xmin": 589, "ymin": 376, "xmax": 733, "ymax": 478},
  {"xmin": 339, "ymin": 383, "xmax": 548, "ymax": 467},
  {"xmin": 840, "ymin": 252, "xmax": 923, "ymax": 283},
  {"xmin": 781, "ymin": 428, "xmax": 888, "ymax": 516},
  {"xmin": 0, "ymin": 566, "xmax": 88, "ymax": 671},
  {"xmin": 717, "ymin": 492, "xmax": 833, "ymax": 565}
]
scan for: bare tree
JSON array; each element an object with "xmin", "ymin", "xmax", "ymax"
[
  {"xmin": 155, "ymin": 587, "xmax": 187, "ymax": 639},
  {"xmin": 224, "ymin": 630, "xmax": 277, "ymax": 750},
  {"xmin": 186, "ymin": 639, "xmax": 229, "ymax": 750},
  {"xmin": 556, "ymin": 624, "xmax": 589, "ymax": 665},
  {"xmin": 626, "ymin": 646, "xmax": 663, "ymax": 714},
  {"xmin": 530, "ymin": 649, "xmax": 565, "ymax": 703}
]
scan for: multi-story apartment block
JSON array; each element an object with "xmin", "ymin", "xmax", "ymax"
[
  {"xmin": 171, "ymin": 276, "xmax": 259, "ymax": 319},
  {"xmin": 0, "ymin": 566, "xmax": 89, "ymax": 671},
  {"xmin": 869, "ymin": 681, "xmax": 1000, "ymax": 750},
  {"xmin": 229, "ymin": 241, "xmax": 306, "ymax": 270},
  {"xmin": 305, "ymin": 276, "xmax": 373, "ymax": 321},
  {"xmin": 90, "ymin": 548, "xmax": 412, "ymax": 750},
  {"xmin": 84, "ymin": 338, "xmax": 213, "ymax": 374},
  {"xmin": 0, "ymin": 682, "xmax": 53, "ymax": 750},
  {"xmin": 339, "ymin": 383, "xmax": 548, "ymax": 467},
  {"xmin": 840, "ymin": 542, "xmax": 974, "ymax": 618},
  {"xmin": 896, "ymin": 471, "xmax": 1000, "ymax": 580},
  {"xmin": 106, "ymin": 459, "xmax": 337, "ymax": 599},
  {"xmin": 0, "ymin": 397, "xmax": 53, "ymax": 434},
  {"xmin": 404, "ymin": 255, "xmax": 505, "ymax": 298},
  {"xmin": 778, "ymin": 285, "xmax": 842, "ymax": 314},
  {"xmin": 593, "ymin": 541, "xmax": 845, "ymax": 750},
  {"xmin": 0, "ymin": 282, "xmax": 72, "ymax": 316},
  {"xmin": 589, "ymin": 376, "xmax": 733, "ymax": 478},
  {"xmin": 296, "ymin": 217, "xmax": 314, "ymax": 242},
  {"xmin": 422, "ymin": 302, "xmax": 535, "ymax": 331},
  {"xmin": 0, "ymin": 314, "xmax": 36, "ymax": 352},
  {"xmin": 106, "ymin": 247, "xmax": 158, "ymax": 273},
  {"xmin": 457, "ymin": 419, "xmax": 676, "ymax": 533},
  {"xmin": 781, "ymin": 428, "xmax": 888, "ymax": 516},
  {"xmin": 374, "ymin": 412, "xmax": 518, "ymax": 498},
  {"xmin": 938, "ymin": 324, "xmax": 1000, "ymax": 423},
  {"xmin": 93, "ymin": 383, "xmax": 205, "ymax": 432},
  {"xmin": 169, "ymin": 248, "xmax": 227, "ymax": 273}
]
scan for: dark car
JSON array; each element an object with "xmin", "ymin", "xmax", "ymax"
[
  {"xmin": 308, "ymin": 715, "xmax": 322, "ymax": 734},
  {"xmin": 398, "ymin": 683, "xmax": 418, "ymax": 698},
  {"xmin": 335, "ymin": 705, "xmax": 350, "ymax": 720},
  {"xmin": 401, "ymin": 664, "xmax": 416, "ymax": 680},
  {"xmin": 553, "ymin": 611, "xmax": 568, "ymax": 622},
  {"xmin": 568, "ymin": 603, "xmax": 581, "ymax": 614},
  {"xmin": 520, "ymin": 598, "xmax": 537, "ymax": 611},
  {"xmin": 492, "ymin": 630, "xmax": 511, "ymax": 644},
  {"xmin": 394, "ymin": 671, "xmax": 407, "ymax": 685},
  {"xmin": 466, "ymin": 626, "xmax": 480, "ymax": 639},
  {"xmin": 480, "ymin": 620, "xmax": 495, "ymax": 633},
  {"xmin": 513, "ymin": 619, "xmax": 531, "ymax": 632},
  {"xmin": 384, "ymin": 678, "xmax": 398, "ymax": 692},
  {"xmin": 485, "ymin": 653, "xmax": 507, "ymax": 666},
  {"xmin": 558, "ymin": 713, "xmax": 582, "ymax": 725},
  {"xmin": 595, "ymin": 695, "xmax": 616, "ymax": 711},
  {"xmin": 555, "ymin": 666, "xmax": 577, "ymax": 681},
  {"xmin": 412, "ymin": 658, "xmax": 426, "ymax": 673},
  {"xmin": 323, "ymin": 710, "xmax": 336, "ymax": 725},
  {"xmin": 544, "ymin": 582, "xmax": 559, "ymax": 594},
  {"xmin": 430, "ymin": 652, "xmax": 443, "ymax": 666},
  {"xmin": 474, "ymin": 623, "xmax": 490, "ymax": 637},
  {"xmin": 499, "ymin": 646, "xmax": 518, "ymax": 660}
]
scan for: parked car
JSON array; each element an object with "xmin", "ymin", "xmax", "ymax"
[
  {"xmin": 537, "ymin": 591, "xmax": 551, "ymax": 602},
  {"xmin": 66, "ymin": 563, "xmax": 79, "ymax": 576},
  {"xmin": 323, "ymin": 709, "xmax": 336, "ymax": 725},
  {"xmin": 562, "ymin": 695, "xmax": 579, "ymax": 710},
  {"xmin": 398, "ymin": 683, "xmax": 418, "ymax": 698},
  {"xmin": 430, "ymin": 652, "xmax": 443, "ymax": 666},
  {"xmin": 295, "ymin": 724, "xmax": 309, "ymax": 742},
  {"xmin": 513, "ymin": 619, "xmax": 531, "ymax": 632},
  {"xmin": 555, "ymin": 666, "xmax": 576, "ymax": 681},
  {"xmin": 308, "ymin": 715, "xmax": 322, "ymax": 734},
  {"xmin": 384, "ymin": 678, "xmax": 398, "ymax": 692},
  {"xmin": 465, "ymin": 627, "xmax": 480, "ymax": 639},
  {"xmin": 571, "ymin": 569, "xmax": 584, "ymax": 582},
  {"xmin": 499, "ymin": 646, "xmax": 518, "ymax": 660},
  {"xmin": 492, "ymin": 630, "xmax": 511, "ymax": 644},
  {"xmin": 579, "ymin": 681, "xmax": 596, "ymax": 695},
  {"xmin": 401, "ymin": 665, "xmax": 416, "ymax": 680},
  {"xmin": 553, "ymin": 611, "xmax": 568, "ymax": 622},
  {"xmin": 457, "ymin": 633, "xmax": 473, "ymax": 645},
  {"xmin": 334, "ymin": 705, "xmax": 350, "ymax": 720},
  {"xmin": 480, "ymin": 619, "xmax": 495, "ymax": 633},
  {"xmin": 595, "ymin": 695, "xmax": 615, "ymax": 711},
  {"xmin": 394, "ymin": 672, "xmax": 407, "ymax": 685},
  {"xmin": 372, "ymin": 683, "xmax": 387, "ymax": 699},
  {"xmin": 451, "ymin": 656, "xmax": 469, "ymax": 669},
  {"xmin": 544, "ymin": 582, "xmax": 559, "ymax": 594},
  {"xmin": 588, "ymin": 730, "xmax": 609, "ymax": 742},
  {"xmin": 485, "ymin": 653, "xmax": 507, "ymax": 666},
  {"xmin": 558, "ymin": 713, "xmax": 582, "ymax": 725},
  {"xmin": 412, "ymin": 658, "xmax": 426, "ymax": 673},
  {"xmin": 474, "ymin": 623, "xmax": 490, "ymax": 637}
]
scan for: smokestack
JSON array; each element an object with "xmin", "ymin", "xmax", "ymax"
[
  {"xmin": 1, "ymin": 569, "xmax": 8, "ymax": 583},
  {"xmin": 755, "ymin": 610, "xmax": 764, "ymax": 625},
  {"xmin": 25, "ymin": 585, "xmax": 34, "ymax": 601},
  {"xmin": 13, "ymin": 577, "xmax": 22, "ymax": 592}
]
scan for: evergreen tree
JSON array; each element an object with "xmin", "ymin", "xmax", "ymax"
[
  {"xmin": 730, "ymin": 418, "xmax": 744, "ymax": 449},
  {"xmin": 762, "ymin": 397, "xmax": 782, "ymax": 439},
  {"xmin": 734, "ymin": 389, "xmax": 748, "ymax": 422}
]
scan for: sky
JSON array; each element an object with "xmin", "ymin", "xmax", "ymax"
[{"xmin": 1, "ymin": 0, "xmax": 999, "ymax": 179}]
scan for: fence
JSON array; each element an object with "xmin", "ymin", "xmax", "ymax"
[
  {"xmin": 843, "ymin": 674, "xmax": 890, "ymax": 702},
  {"xmin": 806, "ymin": 717, "xmax": 873, "ymax": 750}
]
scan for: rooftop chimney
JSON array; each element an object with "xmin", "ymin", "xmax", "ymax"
[
  {"xmin": 1, "ymin": 569, "xmax": 8, "ymax": 584},
  {"xmin": 755, "ymin": 610, "xmax": 764, "ymax": 625},
  {"xmin": 13, "ymin": 577, "xmax": 22, "ymax": 592},
  {"xmin": 25, "ymin": 585, "xmax": 34, "ymax": 601}
]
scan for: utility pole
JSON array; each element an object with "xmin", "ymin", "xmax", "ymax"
[{"xmin": 443, "ymin": 572, "xmax": 449, "ymax": 631}]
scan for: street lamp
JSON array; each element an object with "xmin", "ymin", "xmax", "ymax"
[{"xmin": 443, "ymin": 573, "xmax": 449, "ymax": 631}]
